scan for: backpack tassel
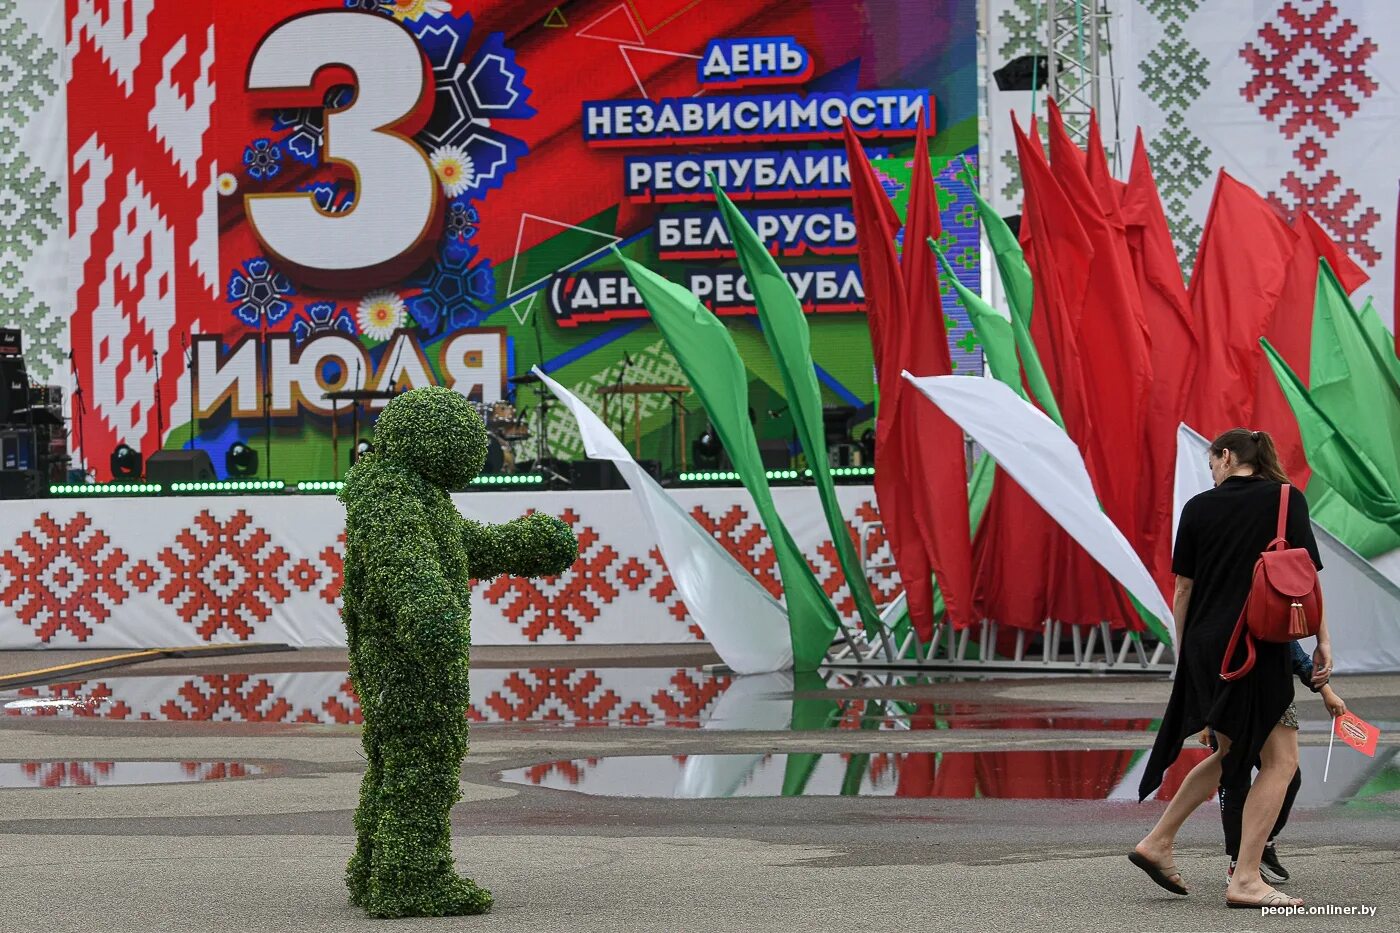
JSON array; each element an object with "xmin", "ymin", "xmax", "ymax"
[{"xmin": 1289, "ymin": 601, "xmax": 1308, "ymax": 638}]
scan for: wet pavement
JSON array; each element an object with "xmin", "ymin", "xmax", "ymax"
[{"xmin": 0, "ymin": 645, "xmax": 1396, "ymax": 931}]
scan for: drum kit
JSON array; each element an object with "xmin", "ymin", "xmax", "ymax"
[{"xmin": 472, "ymin": 395, "xmax": 532, "ymax": 473}]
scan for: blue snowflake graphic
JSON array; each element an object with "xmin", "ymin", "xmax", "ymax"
[
  {"xmin": 291, "ymin": 302, "xmax": 357, "ymax": 346},
  {"xmin": 227, "ymin": 258, "xmax": 295, "ymax": 327},
  {"xmin": 445, "ymin": 198, "xmax": 479, "ymax": 244},
  {"xmin": 272, "ymin": 86, "xmax": 355, "ymax": 164},
  {"xmin": 243, "ymin": 138, "xmax": 284, "ymax": 180},
  {"xmin": 411, "ymin": 14, "xmax": 534, "ymax": 201},
  {"xmin": 408, "ymin": 243, "xmax": 495, "ymax": 335}
]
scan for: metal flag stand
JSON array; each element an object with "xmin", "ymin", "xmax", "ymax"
[{"xmin": 819, "ymin": 519, "xmax": 1174, "ymax": 674}]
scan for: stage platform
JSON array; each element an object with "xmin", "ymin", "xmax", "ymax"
[{"xmin": 0, "ymin": 484, "xmax": 893, "ymax": 650}]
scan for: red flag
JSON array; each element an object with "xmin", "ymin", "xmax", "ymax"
[
  {"xmin": 1120, "ymin": 130, "xmax": 1195, "ymax": 597},
  {"xmin": 1010, "ymin": 113, "xmax": 1128, "ymax": 629},
  {"xmin": 1012, "ymin": 114, "xmax": 1093, "ymax": 429},
  {"xmin": 1253, "ymin": 212, "xmax": 1368, "ymax": 486},
  {"xmin": 899, "ymin": 117, "xmax": 975, "ymax": 632},
  {"xmin": 1045, "ymin": 101, "xmax": 1154, "ymax": 548},
  {"xmin": 1085, "ymin": 112, "xmax": 1126, "ymax": 218},
  {"xmin": 1186, "ymin": 170, "xmax": 1298, "ymax": 438},
  {"xmin": 842, "ymin": 121, "xmax": 938, "ymax": 638},
  {"xmin": 1335, "ymin": 711, "xmax": 1380, "ymax": 757}
]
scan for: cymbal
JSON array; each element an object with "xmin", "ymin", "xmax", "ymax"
[
  {"xmin": 507, "ymin": 372, "xmax": 541, "ymax": 385},
  {"xmin": 323, "ymin": 388, "xmax": 399, "ymax": 401}
]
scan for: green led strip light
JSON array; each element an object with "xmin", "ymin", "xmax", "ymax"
[
  {"xmin": 678, "ymin": 466, "xmax": 875, "ymax": 483},
  {"xmin": 169, "ymin": 480, "xmax": 286, "ymax": 493},
  {"xmin": 297, "ymin": 481, "xmax": 345, "ymax": 493},
  {"xmin": 470, "ymin": 474, "xmax": 543, "ymax": 486},
  {"xmin": 49, "ymin": 483, "xmax": 163, "ymax": 496}
]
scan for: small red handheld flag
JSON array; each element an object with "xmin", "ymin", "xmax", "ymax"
[{"xmin": 1335, "ymin": 711, "xmax": 1380, "ymax": 757}]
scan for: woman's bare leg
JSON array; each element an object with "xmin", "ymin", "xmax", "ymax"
[
  {"xmin": 1227, "ymin": 723, "xmax": 1304, "ymax": 906},
  {"xmin": 1134, "ymin": 732, "xmax": 1232, "ymax": 891}
]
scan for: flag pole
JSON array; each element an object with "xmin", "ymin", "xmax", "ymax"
[{"xmin": 1323, "ymin": 719, "xmax": 1336, "ymax": 782}]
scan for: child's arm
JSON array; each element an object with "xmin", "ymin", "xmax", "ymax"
[
  {"xmin": 1289, "ymin": 639, "xmax": 1319, "ymax": 692},
  {"xmin": 1321, "ymin": 684, "xmax": 1347, "ymax": 718}
]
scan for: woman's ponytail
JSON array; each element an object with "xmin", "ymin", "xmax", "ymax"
[{"xmin": 1210, "ymin": 428, "xmax": 1290, "ymax": 484}]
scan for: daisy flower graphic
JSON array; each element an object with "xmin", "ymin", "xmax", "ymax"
[
  {"xmin": 389, "ymin": 0, "xmax": 450, "ymax": 22},
  {"xmin": 358, "ymin": 290, "xmax": 406, "ymax": 342},
  {"xmin": 217, "ymin": 172, "xmax": 238, "ymax": 196},
  {"xmin": 431, "ymin": 145, "xmax": 474, "ymax": 198}
]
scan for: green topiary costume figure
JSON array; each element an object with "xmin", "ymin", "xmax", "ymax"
[{"xmin": 338, "ymin": 386, "xmax": 578, "ymax": 918}]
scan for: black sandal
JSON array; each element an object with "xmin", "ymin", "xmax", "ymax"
[{"xmin": 1129, "ymin": 850, "xmax": 1188, "ymax": 895}]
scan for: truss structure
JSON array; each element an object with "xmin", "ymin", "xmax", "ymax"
[
  {"xmin": 1045, "ymin": 0, "xmax": 1113, "ymax": 148},
  {"xmin": 819, "ymin": 519, "xmax": 1174, "ymax": 674}
]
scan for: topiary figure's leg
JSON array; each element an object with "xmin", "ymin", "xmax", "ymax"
[
  {"xmin": 365, "ymin": 720, "xmax": 492, "ymax": 918},
  {"xmin": 346, "ymin": 712, "xmax": 381, "ymax": 908}
]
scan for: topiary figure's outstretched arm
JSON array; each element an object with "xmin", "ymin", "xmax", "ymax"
[{"xmin": 463, "ymin": 512, "xmax": 578, "ymax": 581}]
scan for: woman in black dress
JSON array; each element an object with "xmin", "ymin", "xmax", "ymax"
[{"xmin": 1129, "ymin": 429, "xmax": 1332, "ymax": 909}]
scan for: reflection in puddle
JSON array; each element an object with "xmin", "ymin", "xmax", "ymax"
[
  {"xmin": 1, "ymin": 668, "xmax": 1147, "ymax": 730},
  {"xmin": 0, "ymin": 760, "xmax": 264, "ymax": 789},
  {"xmin": 501, "ymin": 746, "xmax": 1400, "ymax": 805},
  {"xmin": 501, "ymin": 750, "xmax": 1145, "ymax": 799}
]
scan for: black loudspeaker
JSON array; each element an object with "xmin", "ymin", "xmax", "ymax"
[
  {"xmin": 993, "ymin": 54, "xmax": 1051, "ymax": 91},
  {"xmin": 146, "ymin": 450, "xmax": 216, "ymax": 483},
  {"xmin": 757, "ymin": 441, "xmax": 791, "ymax": 471},
  {"xmin": 569, "ymin": 460, "xmax": 663, "ymax": 489},
  {"xmin": 0, "ymin": 469, "xmax": 44, "ymax": 499},
  {"xmin": 0, "ymin": 358, "xmax": 28, "ymax": 423}
]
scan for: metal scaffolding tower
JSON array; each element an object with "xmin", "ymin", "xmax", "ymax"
[{"xmin": 1046, "ymin": 0, "xmax": 1113, "ymax": 149}]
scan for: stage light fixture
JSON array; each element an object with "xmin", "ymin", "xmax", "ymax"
[
  {"xmin": 352, "ymin": 440, "xmax": 374, "ymax": 464},
  {"xmin": 225, "ymin": 442, "xmax": 259, "ymax": 478},
  {"xmin": 110, "ymin": 443, "xmax": 142, "ymax": 479},
  {"xmin": 692, "ymin": 426, "xmax": 721, "ymax": 466}
]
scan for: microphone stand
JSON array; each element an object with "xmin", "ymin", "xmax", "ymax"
[
  {"xmin": 68, "ymin": 350, "xmax": 89, "ymax": 481},
  {"xmin": 613, "ymin": 350, "xmax": 632, "ymax": 447},
  {"xmin": 261, "ymin": 317, "xmax": 272, "ymax": 481},
  {"xmin": 183, "ymin": 332, "xmax": 197, "ymax": 452},
  {"xmin": 153, "ymin": 348, "xmax": 164, "ymax": 453},
  {"xmin": 529, "ymin": 300, "xmax": 567, "ymax": 485}
]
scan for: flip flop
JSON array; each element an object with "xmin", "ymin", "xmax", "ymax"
[
  {"xmin": 1227, "ymin": 890, "xmax": 1303, "ymax": 909},
  {"xmin": 1128, "ymin": 851, "xmax": 1188, "ymax": 896}
]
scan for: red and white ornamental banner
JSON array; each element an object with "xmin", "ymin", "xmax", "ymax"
[
  {"xmin": 985, "ymin": 0, "xmax": 1400, "ymax": 331},
  {"xmin": 0, "ymin": 486, "xmax": 896, "ymax": 648}
]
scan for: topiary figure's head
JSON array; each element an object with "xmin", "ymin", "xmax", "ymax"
[{"xmin": 373, "ymin": 386, "xmax": 487, "ymax": 489}]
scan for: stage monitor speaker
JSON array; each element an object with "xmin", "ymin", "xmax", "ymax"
[
  {"xmin": 146, "ymin": 449, "xmax": 216, "ymax": 484},
  {"xmin": 0, "ymin": 469, "xmax": 44, "ymax": 499},
  {"xmin": 757, "ymin": 441, "xmax": 790, "ymax": 471}
]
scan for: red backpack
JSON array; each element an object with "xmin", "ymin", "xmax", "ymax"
[{"xmin": 1219, "ymin": 484, "xmax": 1323, "ymax": 682}]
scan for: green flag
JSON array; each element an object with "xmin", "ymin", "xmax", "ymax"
[
  {"xmin": 1353, "ymin": 296, "xmax": 1400, "ymax": 400},
  {"xmin": 1309, "ymin": 482, "xmax": 1400, "ymax": 558},
  {"xmin": 931, "ymin": 238, "xmax": 1021, "ymax": 389},
  {"xmin": 963, "ymin": 157, "xmax": 1033, "ymax": 329},
  {"xmin": 712, "ymin": 179, "xmax": 884, "ymax": 635},
  {"xmin": 1311, "ymin": 261, "xmax": 1400, "ymax": 457},
  {"xmin": 1263, "ymin": 336, "xmax": 1400, "ymax": 532},
  {"xmin": 615, "ymin": 250, "xmax": 842, "ymax": 670},
  {"xmin": 960, "ymin": 158, "xmax": 1063, "ymax": 428}
]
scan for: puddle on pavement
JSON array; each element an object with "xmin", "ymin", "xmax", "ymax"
[
  {"xmin": 499, "ymin": 746, "xmax": 1400, "ymax": 805},
  {"xmin": 0, "ymin": 668, "xmax": 1156, "ymax": 731},
  {"xmin": 0, "ymin": 760, "xmax": 264, "ymax": 789}
]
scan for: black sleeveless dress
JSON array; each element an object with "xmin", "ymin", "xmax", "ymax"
[{"xmin": 1138, "ymin": 475, "xmax": 1322, "ymax": 799}]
